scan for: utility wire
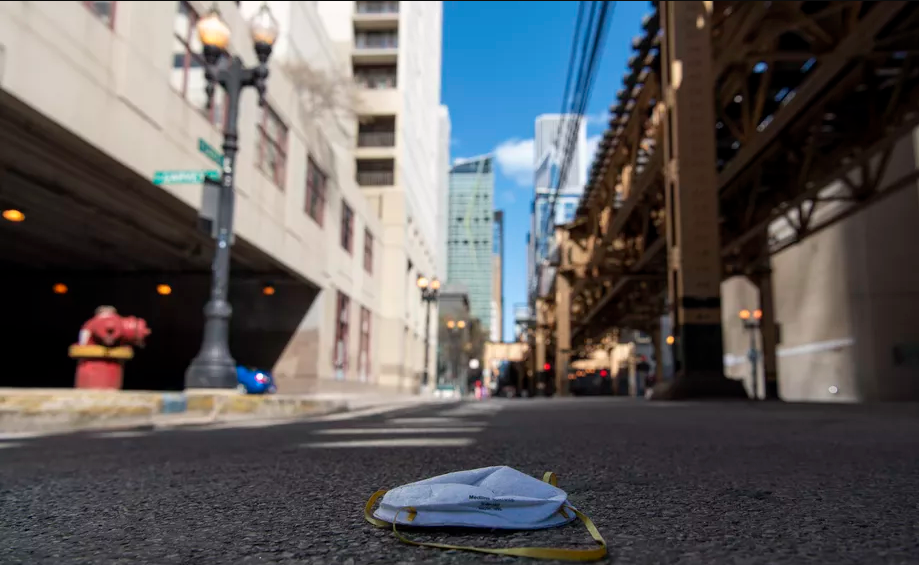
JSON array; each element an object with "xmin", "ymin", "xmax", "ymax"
[
  {"xmin": 535, "ymin": 1, "xmax": 616, "ymax": 298},
  {"xmin": 545, "ymin": 1, "xmax": 609, "ymax": 241},
  {"xmin": 548, "ymin": 1, "xmax": 614, "ymax": 234},
  {"xmin": 531, "ymin": 1, "xmax": 586, "ymax": 301},
  {"xmin": 557, "ymin": 2, "xmax": 587, "ymax": 125}
]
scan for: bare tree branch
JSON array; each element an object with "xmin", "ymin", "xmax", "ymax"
[{"xmin": 281, "ymin": 61, "xmax": 362, "ymax": 121}]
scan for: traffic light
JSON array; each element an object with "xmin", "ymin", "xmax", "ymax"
[{"xmin": 543, "ymin": 363, "xmax": 551, "ymax": 372}]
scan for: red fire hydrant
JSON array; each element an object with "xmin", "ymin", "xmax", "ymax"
[{"xmin": 69, "ymin": 306, "xmax": 151, "ymax": 390}]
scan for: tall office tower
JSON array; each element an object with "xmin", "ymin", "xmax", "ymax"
[
  {"xmin": 534, "ymin": 114, "xmax": 588, "ymax": 191},
  {"xmin": 528, "ymin": 114, "xmax": 588, "ymax": 306},
  {"xmin": 436, "ymin": 106, "xmax": 451, "ymax": 280},
  {"xmin": 317, "ymin": 0, "xmax": 445, "ymax": 391},
  {"xmin": 491, "ymin": 210, "xmax": 505, "ymax": 342},
  {"xmin": 533, "ymin": 187, "xmax": 583, "ymax": 261},
  {"xmin": 447, "ymin": 156, "xmax": 495, "ymax": 331}
]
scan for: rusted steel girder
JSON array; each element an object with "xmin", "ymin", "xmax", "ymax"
[
  {"xmin": 720, "ymin": 1, "xmax": 919, "ymax": 272},
  {"xmin": 714, "ymin": 1, "xmax": 909, "ymax": 192}
]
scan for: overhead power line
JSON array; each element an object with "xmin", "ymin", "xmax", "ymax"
[{"xmin": 535, "ymin": 1, "xmax": 616, "ymax": 298}]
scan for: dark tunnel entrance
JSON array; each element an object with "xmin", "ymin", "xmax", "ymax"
[{"xmin": 1, "ymin": 272, "xmax": 318, "ymax": 391}]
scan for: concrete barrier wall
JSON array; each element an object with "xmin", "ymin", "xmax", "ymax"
[{"xmin": 720, "ymin": 130, "xmax": 919, "ymax": 402}]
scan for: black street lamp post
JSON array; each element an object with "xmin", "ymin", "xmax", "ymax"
[
  {"xmin": 739, "ymin": 308, "xmax": 763, "ymax": 399},
  {"xmin": 446, "ymin": 319, "xmax": 466, "ymax": 392},
  {"xmin": 417, "ymin": 276, "xmax": 440, "ymax": 388},
  {"xmin": 185, "ymin": 3, "xmax": 280, "ymax": 389}
]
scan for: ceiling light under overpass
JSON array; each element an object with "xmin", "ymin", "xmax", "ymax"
[
  {"xmin": 2, "ymin": 209, "xmax": 25, "ymax": 222},
  {"xmin": 262, "ymin": 285, "xmax": 276, "ymax": 296},
  {"xmin": 52, "ymin": 283, "xmax": 68, "ymax": 295},
  {"xmin": 156, "ymin": 284, "xmax": 173, "ymax": 296}
]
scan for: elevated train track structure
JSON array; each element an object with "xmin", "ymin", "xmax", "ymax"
[{"xmin": 536, "ymin": 0, "xmax": 919, "ymax": 399}]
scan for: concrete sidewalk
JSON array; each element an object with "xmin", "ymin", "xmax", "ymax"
[{"xmin": 0, "ymin": 388, "xmax": 440, "ymax": 434}]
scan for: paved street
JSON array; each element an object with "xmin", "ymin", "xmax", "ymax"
[{"xmin": 2, "ymin": 398, "xmax": 918, "ymax": 565}]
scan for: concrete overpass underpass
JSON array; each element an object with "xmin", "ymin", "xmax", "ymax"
[{"xmin": 0, "ymin": 91, "xmax": 319, "ymax": 391}]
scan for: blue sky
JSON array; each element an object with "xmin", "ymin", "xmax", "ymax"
[{"xmin": 441, "ymin": 0, "xmax": 652, "ymax": 340}]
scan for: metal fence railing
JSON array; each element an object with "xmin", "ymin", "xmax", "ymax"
[
  {"xmin": 356, "ymin": 171, "xmax": 395, "ymax": 186},
  {"xmin": 357, "ymin": 131, "xmax": 396, "ymax": 147}
]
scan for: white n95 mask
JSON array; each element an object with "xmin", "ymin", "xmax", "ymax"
[{"xmin": 364, "ymin": 466, "xmax": 607, "ymax": 562}]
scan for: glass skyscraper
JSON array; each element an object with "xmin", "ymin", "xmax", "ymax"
[
  {"xmin": 447, "ymin": 155, "xmax": 495, "ymax": 330},
  {"xmin": 527, "ymin": 114, "xmax": 588, "ymax": 303},
  {"xmin": 491, "ymin": 210, "xmax": 504, "ymax": 342}
]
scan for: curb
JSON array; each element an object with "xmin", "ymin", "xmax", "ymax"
[
  {"xmin": 0, "ymin": 389, "xmax": 454, "ymax": 435},
  {"xmin": 0, "ymin": 389, "xmax": 347, "ymax": 434}
]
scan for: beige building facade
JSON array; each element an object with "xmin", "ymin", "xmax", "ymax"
[
  {"xmin": 318, "ymin": 1, "xmax": 447, "ymax": 392},
  {"xmin": 0, "ymin": 0, "xmax": 409, "ymax": 393}
]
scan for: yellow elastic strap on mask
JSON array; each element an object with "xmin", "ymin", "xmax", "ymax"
[{"xmin": 363, "ymin": 472, "xmax": 607, "ymax": 562}]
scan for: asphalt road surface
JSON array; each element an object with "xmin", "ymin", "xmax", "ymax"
[{"xmin": 2, "ymin": 398, "xmax": 918, "ymax": 565}]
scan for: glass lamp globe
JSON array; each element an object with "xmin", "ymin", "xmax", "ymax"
[
  {"xmin": 250, "ymin": 3, "xmax": 280, "ymax": 47},
  {"xmin": 197, "ymin": 7, "xmax": 231, "ymax": 50}
]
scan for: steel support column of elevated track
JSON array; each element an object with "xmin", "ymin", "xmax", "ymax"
[
  {"xmin": 755, "ymin": 269, "xmax": 779, "ymax": 400},
  {"xmin": 658, "ymin": 0, "xmax": 747, "ymax": 399},
  {"xmin": 650, "ymin": 324, "xmax": 664, "ymax": 388},
  {"xmin": 535, "ymin": 297, "xmax": 548, "ymax": 378},
  {"xmin": 553, "ymin": 229, "xmax": 574, "ymax": 397}
]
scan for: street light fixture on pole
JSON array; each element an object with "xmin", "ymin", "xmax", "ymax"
[
  {"xmin": 417, "ymin": 276, "xmax": 440, "ymax": 388},
  {"xmin": 445, "ymin": 319, "xmax": 466, "ymax": 393},
  {"xmin": 185, "ymin": 3, "xmax": 280, "ymax": 389},
  {"xmin": 738, "ymin": 308, "xmax": 763, "ymax": 399}
]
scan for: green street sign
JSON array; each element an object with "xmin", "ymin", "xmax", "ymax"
[
  {"xmin": 198, "ymin": 138, "xmax": 224, "ymax": 165},
  {"xmin": 152, "ymin": 170, "xmax": 220, "ymax": 185}
]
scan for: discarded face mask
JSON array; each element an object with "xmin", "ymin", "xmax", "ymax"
[{"xmin": 364, "ymin": 466, "xmax": 607, "ymax": 562}]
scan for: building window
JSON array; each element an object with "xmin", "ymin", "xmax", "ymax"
[
  {"xmin": 359, "ymin": 307, "xmax": 372, "ymax": 382},
  {"xmin": 334, "ymin": 292, "xmax": 351, "ymax": 379},
  {"xmin": 306, "ymin": 157, "xmax": 327, "ymax": 226},
  {"xmin": 170, "ymin": 2, "xmax": 202, "ymax": 102},
  {"xmin": 83, "ymin": 1, "xmax": 116, "ymax": 28},
  {"xmin": 356, "ymin": 1, "xmax": 399, "ymax": 14},
  {"xmin": 257, "ymin": 105, "xmax": 288, "ymax": 189},
  {"xmin": 356, "ymin": 158, "xmax": 395, "ymax": 186},
  {"xmin": 355, "ymin": 30, "xmax": 399, "ymax": 49},
  {"xmin": 341, "ymin": 202, "xmax": 354, "ymax": 253},
  {"xmin": 364, "ymin": 229, "xmax": 374, "ymax": 274},
  {"xmin": 353, "ymin": 64, "xmax": 398, "ymax": 89},
  {"xmin": 563, "ymin": 201, "xmax": 577, "ymax": 222},
  {"xmin": 357, "ymin": 116, "xmax": 396, "ymax": 147},
  {"xmin": 170, "ymin": 1, "xmax": 226, "ymax": 128}
]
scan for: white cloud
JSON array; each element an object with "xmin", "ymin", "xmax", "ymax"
[
  {"xmin": 587, "ymin": 111, "xmax": 612, "ymax": 126},
  {"xmin": 586, "ymin": 134, "xmax": 602, "ymax": 162},
  {"xmin": 494, "ymin": 138, "xmax": 535, "ymax": 187}
]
